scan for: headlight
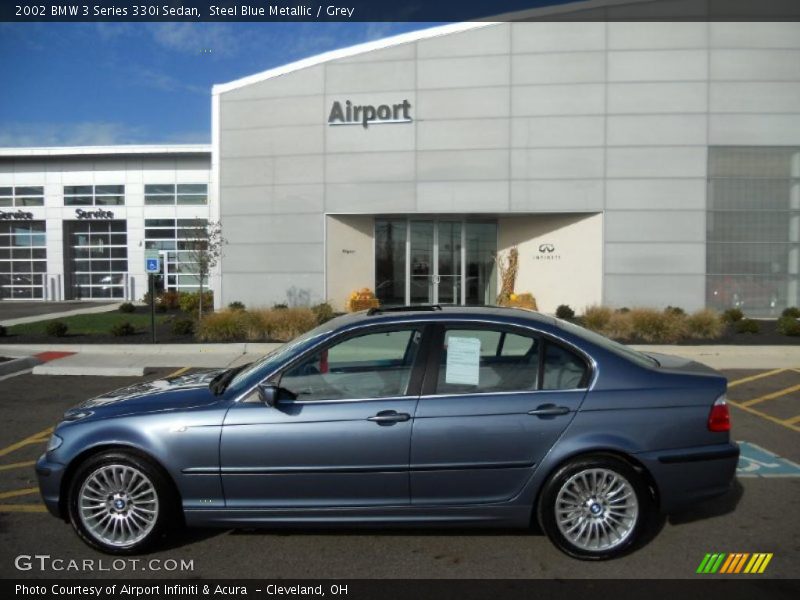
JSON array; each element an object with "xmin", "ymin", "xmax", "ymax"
[{"xmin": 46, "ymin": 434, "xmax": 63, "ymax": 452}]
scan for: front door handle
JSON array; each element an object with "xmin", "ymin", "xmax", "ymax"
[
  {"xmin": 367, "ymin": 410, "xmax": 411, "ymax": 424},
  {"xmin": 527, "ymin": 404, "xmax": 570, "ymax": 417}
]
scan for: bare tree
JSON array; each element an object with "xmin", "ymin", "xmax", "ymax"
[{"xmin": 182, "ymin": 220, "xmax": 226, "ymax": 319}]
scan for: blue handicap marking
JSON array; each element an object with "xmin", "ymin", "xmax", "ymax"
[
  {"xmin": 737, "ymin": 441, "xmax": 800, "ymax": 477},
  {"xmin": 145, "ymin": 257, "xmax": 160, "ymax": 273}
]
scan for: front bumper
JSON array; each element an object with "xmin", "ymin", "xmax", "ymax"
[
  {"xmin": 35, "ymin": 453, "xmax": 67, "ymax": 519},
  {"xmin": 638, "ymin": 442, "xmax": 740, "ymax": 514}
]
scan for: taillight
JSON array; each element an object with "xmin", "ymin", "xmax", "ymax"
[{"xmin": 708, "ymin": 395, "xmax": 731, "ymax": 432}]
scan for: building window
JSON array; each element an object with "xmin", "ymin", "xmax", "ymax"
[
  {"xmin": 144, "ymin": 183, "xmax": 207, "ymax": 205},
  {"xmin": 144, "ymin": 218, "xmax": 208, "ymax": 291},
  {"xmin": 0, "ymin": 186, "xmax": 44, "ymax": 207},
  {"xmin": 64, "ymin": 220, "xmax": 127, "ymax": 299},
  {"xmin": 0, "ymin": 221, "xmax": 47, "ymax": 299},
  {"xmin": 64, "ymin": 185, "xmax": 125, "ymax": 206},
  {"xmin": 707, "ymin": 147, "xmax": 800, "ymax": 316}
]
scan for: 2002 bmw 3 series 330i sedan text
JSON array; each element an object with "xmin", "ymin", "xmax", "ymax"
[{"xmin": 36, "ymin": 306, "xmax": 739, "ymax": 559}]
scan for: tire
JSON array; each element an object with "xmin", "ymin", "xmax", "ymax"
[
  {"xmin": 537, "ymin": 454, "xmax": 651, "ymax": 560},
  {"xmin": 67, "ymin": 451, "xmax": 174, "ymax": 554}
]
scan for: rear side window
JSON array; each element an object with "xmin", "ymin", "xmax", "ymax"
[
  {"xmin": 542, "ymin": 343, "xmax": 588, "ymax": 390},
  {"xmin": 435, "ymin": 328, "xmax": 540, "ymax": 394}
]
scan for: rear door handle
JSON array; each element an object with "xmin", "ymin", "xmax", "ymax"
[
  {"xmin": 527, "ymin": 404, "xmax": 570, "ymax": 417},
  {"xmin": 367, "ymin": 410, "xmax": 411, "ymax": 424}
]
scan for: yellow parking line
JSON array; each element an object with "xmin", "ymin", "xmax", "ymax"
[
  {"xmin": 0, "ymin": 426, "xmax": 53, "ymax": 459},
  {"xmin": 0, "ymin": 460, "xmax": 35, "ymax": 472},
  {"xmin": 784, "ymin": 415, "xmax": 800, "ymax": 426},
  {"xmin": 0, "ymin": 504, "xmax": 47, "ymax": 513},
  {"xmin": 0, "ymin": 487, "xmax": 39, "ymax": 500},
  {"xmin": 166, "ymin": 366, "xmax": 191, "ymax": 378},
  {"xmin": 742, "ymin": 382, "xmax": 800, "ymax": 407},
  {"xmin": 727, "ymin": 399, "xmax": 800, "ymax": 433},
  {"xmin": 727, "ymin": 368, "xmax": 786, "ymax": 388}
]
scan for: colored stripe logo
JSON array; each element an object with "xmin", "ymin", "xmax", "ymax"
[{"xmin": 696, "ymin": 553, "xmax": 773, "ymax": 574}]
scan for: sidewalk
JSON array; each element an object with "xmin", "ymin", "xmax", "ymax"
[
  {"xmin": 0, "ymin": 302, "xmax": 122, "ymax": 327},
  {"xmin": 0, "ymin": 342, "xmax": 798, "ymax": 377}
]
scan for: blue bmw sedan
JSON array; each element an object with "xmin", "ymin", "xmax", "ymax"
[{"xmin": 36, "ymin": 306, "xmax": 739, "ymax": 559}]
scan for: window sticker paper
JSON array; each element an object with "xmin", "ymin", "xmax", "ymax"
[{"xmin": 445, "ymin": 336, "xmax": 481, "ymax": 385}]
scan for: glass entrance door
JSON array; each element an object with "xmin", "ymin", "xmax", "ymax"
[{"xmin": 375, "ymin": 219, "xmax": 496, "ymax": 307}]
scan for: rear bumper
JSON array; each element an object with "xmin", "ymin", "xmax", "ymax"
[
  {"xmin": 35, "ymin": 453, "xmax": 66, "ymax": 519},
  {"xmin": 637, "ymin": 442, "xmax": 739, "ymax": 514}
]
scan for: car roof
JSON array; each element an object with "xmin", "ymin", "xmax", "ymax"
[{"xmin": 331, "ymin": 306, "xmax": 558, "ymax": 329}]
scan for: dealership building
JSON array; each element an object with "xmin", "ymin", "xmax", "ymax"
[{"xmin": 2, "ymin": 20, "xmax": 800, "ymax": 316}]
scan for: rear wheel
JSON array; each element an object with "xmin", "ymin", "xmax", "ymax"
[
  {"xmin": 68, "ymin": 452, "xmax": 172, "ymax": 554},
  {"xmin": 538, "ymin": 455, "xmax": 650, "ymax": 560}
]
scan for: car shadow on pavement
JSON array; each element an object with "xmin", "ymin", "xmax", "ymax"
[{"xmin": 666, "ymin": 479, "xmax": 745, "ymax": 526}]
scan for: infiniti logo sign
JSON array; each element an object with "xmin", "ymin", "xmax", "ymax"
[{"xmin": 535, "ymin": 242, "xmax": 561, "ymax": 261}]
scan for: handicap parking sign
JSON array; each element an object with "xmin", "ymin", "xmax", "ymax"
[
  {"xmin": 737, "ymin": 441, "xmax": 800, "ymax": 477},
  {"xmin": 145, "ymin": 257, "xmax": 160, "ymax": 274}
]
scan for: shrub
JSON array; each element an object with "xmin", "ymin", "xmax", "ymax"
[
  {"xmin": 311, "ymin": 302, "xmax": 335, "ymax": 324},
  {"xmin": 246, "ymin": 307, "xmax": 318, "ymax": 342},
  {"xmin": 118, "ymin": 302, "xmax": 136, "ymax": 313},
  {"xmin": 685, "ymin": 309, "xmax": 724, "ymax": 340},
  {"xmin": 582, "ymin": 305, "xmax": 612, "ymax": 332},
  {"xmin": 776, "ymin": 316, "xmax": 800, "ymax": 336},
  {"xmin": 664, "ymin": 305, "xmax": 685, "ymax": 316},
  {"xmin": 555, "ymin": 304, "xmax": 575, "ymax": 320},
  {"xmin": 0, "ymin": 325, "xmax": 6, "ymax": 337},
  {"xmin": 781, "ymin": 306, "xmax": 800, "ymax": 319},
  {"xmin": 196, "ymin": 310, "xmax": 248, "ymax": 342},
  {"xmin": 603, "ymin": 312, "xmax": 635, "ymax": 341},
  {"xmin": 272, "ymin": 302, "xmax": 288, "ymax": 310},
  {"xmin": 110, "ymin": 321, "xmax": 136, "ymax": 337},
  {"xmin": 45, "ymin": 321, "xmax": 68, "ymax": 337},
  {"xmin": 616, "ymin": 307, "xmax": 630, "ymax": 314},
  {"xmin": 627, "ymin": 308, "xmax": 687, "ymax": 343},
  {"xmin": 228, "ymin": 301, "xmax": 246, "ymax": 311},
  {"xmin": 735, "ymin": 318, "xmax": 760, "ymax": 334},
  {"xmin": 172, "ymin": 318, "xmax": 195, "ymax": 336},
  {"xmin": 155, "ymin": 302, "xmax": 168, "ymax": 313},
  {"xmin": 160, "ymin": 290, "xmax": 181, "ymax": 309},
  {"xmin": 722, "ymin": 307, "xmax": 744, "ymax": 323},
  {"xmin": 179, "ymin": 291, "xmax": 214, "ymax": 314}
]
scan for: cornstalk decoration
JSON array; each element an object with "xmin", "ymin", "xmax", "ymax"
[{"xmin": 495, "ymin": 246, "xmax": 519, "ymax": 305}]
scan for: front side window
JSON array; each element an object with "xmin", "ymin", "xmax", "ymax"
[
  {"xmin": 279, "ymin": 328, "xmax": 422, "ymax": 402},
  {"xmin": 435, "ymin": 328, "xmax": 540, "ymax": 394}
]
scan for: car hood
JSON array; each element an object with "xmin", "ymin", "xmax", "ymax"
[{"xmin": 65, "ymin": 368, "xmax": 226, "ymax": 419}]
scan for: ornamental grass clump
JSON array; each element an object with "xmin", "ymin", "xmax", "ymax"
[
  {"xmin": 196, "ymin": 310, "xmax": 249, "ymax": 342},
  {"xmin": 685, "ymin": 309, "xmax": 724, "ymax": 340},
  {"xmin": 582, "ymin": 305, "xmax": 612, "ymax": 332},
  {"xmin": 627, "ymin": 308, "xmax": 687, "ymax": 344}
]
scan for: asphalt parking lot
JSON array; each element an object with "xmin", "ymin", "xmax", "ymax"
[{"xmin": 0, "ymin": 368, "xmax": 797, "ymax": 580}]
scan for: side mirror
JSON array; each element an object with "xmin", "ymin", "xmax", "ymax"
[{"xmin": 257, "ymin": 384, "xmax": 279, "ymax": 407}]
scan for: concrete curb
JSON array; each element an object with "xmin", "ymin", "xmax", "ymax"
[
  {"xmin": 0, "ymin": 355, "xmax": 42, "ymax": 377},
  {"xmin": 32, "ymin": 364, "xmax": 147, "ymax": 377},
  {"xmin": 0, "ymin": 343, "xmax": 280, "ymax": 356}
]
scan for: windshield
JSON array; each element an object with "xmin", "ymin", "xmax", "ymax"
[
  {"xmin": 224, "ymin": 322, "xmax": 335, "ymax": 393},
  {"xmin": 556, "ymin": 318, "xmax": 659, "ymax": 368}
]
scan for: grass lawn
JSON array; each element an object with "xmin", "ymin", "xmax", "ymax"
[{"xmin": 9, "ymin": 311, "xmax": 170, "ymax": 336}]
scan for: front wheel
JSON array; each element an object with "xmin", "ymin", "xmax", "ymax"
[
  {"xmin": 68, "ymin": 452, "xmax": 172, "ymax": 554},
  {"xmin": 538, "ymin": 455, "xmax": 651, "ymax": 560}
]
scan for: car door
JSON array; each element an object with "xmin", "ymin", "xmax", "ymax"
[
  {"xmin": 410, "ymin": 323, "xmax": 589, "ymax": 505},
  {"xmin": 220, "ymin": 325, "xmax": 427, "ymax": 508}
]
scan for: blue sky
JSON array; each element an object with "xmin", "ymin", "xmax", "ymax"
[{"xmin": 0, "ymin": 22, "xmax": 435, "ymax": 146}]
